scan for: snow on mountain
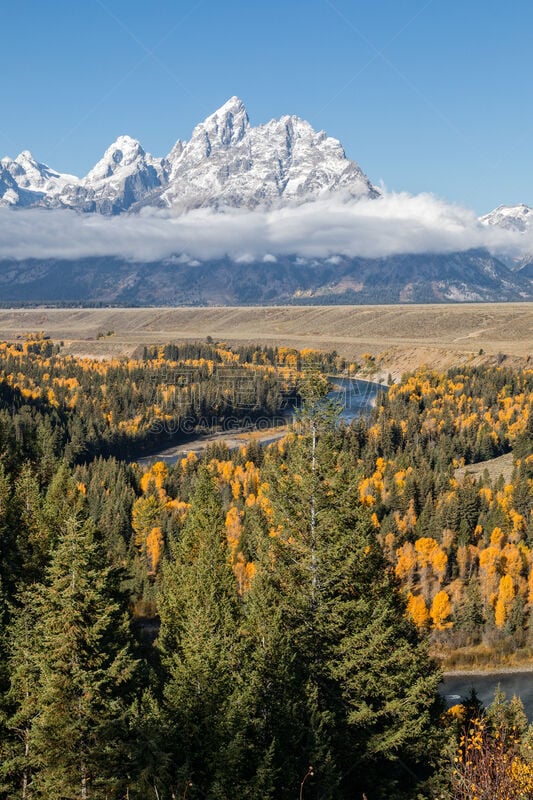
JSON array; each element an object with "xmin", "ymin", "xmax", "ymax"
[
  {"xmin": 0, "ymin": 163, "xmax": 42, "ymax": 207},
  {"xmin": 160, "ymin": 96, "xmax": 378, "ymax": 210},
  {"xmin": 0, "ymin": 150, "xmax": 78, "ymax": 206},
  {"xmin": 480, "ymin": 203, "xmax": 533, "ymax": 232},
  {"xmin": 480, "ymin": 204, "xmax": 533, "ymax": 269},
  {"xmin": 53, "ymin": 135, "xmax": 166, "ymax": 215},
  {"xmin": 0, "ymin": 97, "xmax": 378, "ymax": 215},
  {"xmin": 3, "ymin": 150, "xmax": 79, "ymax": 193}
]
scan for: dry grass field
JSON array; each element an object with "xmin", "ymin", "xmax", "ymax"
[
  {"xmin": 0, "ymin": 304, "xmax": 531, "ymax": 375},
  {"xmin": 454, "ymin": 452, "xmax": 515, "ymax": 484}
]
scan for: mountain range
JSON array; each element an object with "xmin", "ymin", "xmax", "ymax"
[
  {"xmin": 0, "ymin": 97, "xmax": 532, "ymax": 304},
  {"xmin": 0, "ymin": 97, "xmax": 377, "ymax": 215}
]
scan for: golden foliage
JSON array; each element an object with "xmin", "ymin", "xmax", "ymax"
[
  {"xmin": 407, "ymin": 592, "xmax": 429, "ymax": 628},
  {"xmin": 146, "ymin": 527, "xmax": 164, "ymax": 575},
  {"xmin": 430, "ymin": 590, "xmax": 453, "ymax": 630},
  {"xmin": 495, "ymin": 575, "xmax": 515, "ymax": 629}
]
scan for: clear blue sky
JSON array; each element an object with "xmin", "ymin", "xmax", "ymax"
[{"xmin": 0, "ymin": 0, "xmax": 531, "ymax": 213}]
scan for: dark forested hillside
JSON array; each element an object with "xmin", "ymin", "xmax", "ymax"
[{"xmin": 0, "ymin": 249, "xmax": 530, "ymax": 306}]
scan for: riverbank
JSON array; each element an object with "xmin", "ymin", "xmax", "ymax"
[
  {"xmin": 135, "ymin": 422, "xmax": 289, "ymax": 467},
  {"xmin": 443, "ymin": 664, "xmax": 533, "ymax": 677},
  {"xmin": 433, "ymin": 642, "xmax": 533, "ymax": 676}
]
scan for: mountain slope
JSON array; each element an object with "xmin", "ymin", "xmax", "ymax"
[{"xmin": 0, "ymin": 249, "xmax": 528, "ymax": 306}]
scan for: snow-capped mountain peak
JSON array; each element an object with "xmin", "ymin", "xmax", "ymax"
[
  {"xmin": 15, "ymin": 150, "xmax": 36, "ymax": 164},
  {"xmin": 84, "ymin": 135, "xmax": 148, "ymax": 184},
  {"xmin": 200, "ymin": 96, "xmax": 250, "ymax": 146},
  {"xmin": 1, "ymin": 150, "xmax": 79, "ymax": 195},
  {"xmin": 186, "ymin": 96, "xmax": 250, "ymax": 157},
  {"xmin": 53, "ymin": 135, "xmax": 166, "ymax": 214},
  {"xmin": 160, "ymin": 96, "xmax": 378, "ymax": 210},
  {"xmin": 480, "ymin": 203, "xmax": 533, "ymax": 232}
]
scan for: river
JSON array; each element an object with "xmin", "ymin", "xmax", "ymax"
[
  {"xmin": 441, "ymin": 671, "xmax": 533, "ymax": 720},
  {"xmin": 327, "ymin": 375, "xmax": 387, "ymax": 424},
  {"xmin": 136, "ymin": 376, "xmax": 386, "ymax": 467}
]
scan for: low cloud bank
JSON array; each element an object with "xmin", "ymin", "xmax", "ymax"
[{"xmin": 0, "ymin": 193, "xmax": 529, "ymax": 263}]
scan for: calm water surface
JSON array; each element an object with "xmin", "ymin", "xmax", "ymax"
[
  {"xmin": 326, "ymin": 376, "xmax": 386, "ymax": 423},
  {"xmin": 441, "ymin": 672, "xmax": 533, "ymax": 720}
]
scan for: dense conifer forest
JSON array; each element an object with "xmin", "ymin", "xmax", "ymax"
[{"xmin": 0, "ymin": 334, "xmax": 532, "ymax": 799}]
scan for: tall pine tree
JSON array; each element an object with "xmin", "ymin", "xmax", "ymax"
[
  {"xmin": 243, "ymin": 375, "xmax": 444, "ymax": 799},
  {"xmin": 7, "ymin": 511, "xmax": 138, "ymax": 800},
  {"xmin": 157, "ymin": 468, "xmax": 246, "ymax": 799}
]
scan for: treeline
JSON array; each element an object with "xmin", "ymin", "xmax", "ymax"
[
  {"xmin": 0, "ymin": 345, "xmax": 532, "ymax": 798},
  {"xmin": 142, "ymin": 341, "xmax": 347, "ymax": 372}
]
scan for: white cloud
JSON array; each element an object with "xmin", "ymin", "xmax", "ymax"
[{"xmin": 0, "ymin": 193, "xmax": 530, "ymax": 264}]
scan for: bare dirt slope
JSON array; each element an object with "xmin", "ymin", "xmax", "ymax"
[{"xmin": 0, "ymin": 304, "xmax": 531, "ymax": 372}]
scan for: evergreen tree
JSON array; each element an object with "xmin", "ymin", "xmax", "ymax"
[
  {"xmin": 455, "ymin": 579, "xmax": 484, "ymax": 643},
  {"xmin": 157, "ymin": 468, "xmax": 246, "ymax": 799},
  {"xmin": 0, "ymin": 595, "xmax": 41, "ymax": 798},
  {"xmin": 13, "ymin": 464, "xmax": 47, "ymax": 583},
  {"xmin": 244, "ymin": 378, "xmax": 444, "ymax": 799},
  {"xmin": 18, "ymin": 513, "xmax": 138, "ymax": 799}
]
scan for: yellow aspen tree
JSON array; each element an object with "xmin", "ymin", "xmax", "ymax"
[
  {"xmin": 478, "ymin": 545, "xmax": 501, "ymax": 609},
  {"xmin": 502, "ymin": 543, "xmax": 524, "ymax": 584},
  {"xmin": 132, "ymin": 494, "xmax": 164, "ymax": 549},
  {"xmin": 233, "ymin": 553, "xmax": 256, "ymax": 595},
  {"xmin": 495, "ymin": 574, "xmax": 515, "ymax": 629},
  {"xmin": 430, "ymin": 590, "xmax": 453, "ymax": 630},
  {"xmin": 179, "ymin": 450, "xmax": 198, "ymax": 474},
  {"xmin": 225, "ymin": 506, "xmax": 242, "ymax": 557},
  {"xmin": 146, "ymin": 526, "xmax": 164, "ymax": 575},
  {"xmin": 140, "ymin": 461, "xmax": 168, "ymax": 494},
  {"xmin": 358, "ymin": 477, "xmax": 376, "ymax": 507},
  {"xmin": 430, "ymin": 545, "xmax": 448, "ymax": 583},
  {"xmin": 510, "ymin": 510, "xmax": 526, "ymax": 542},
  {"xmin": 406, "ymin": 593, "xmax": 429, "ymax": 628},
  {"xmin": 395, "ymin": 542, "xmax": 417, "ymax": 586},
  {"xmin": 415, "ymin": 537, "xmax": 443, "ymax": 601},
  {"xmin": 415, "ymin": 537, "xmax": 441, "ymax": 567},
  {"xmin": 490, "ymin": 526, "xmax": 505, "ymax": 548}
]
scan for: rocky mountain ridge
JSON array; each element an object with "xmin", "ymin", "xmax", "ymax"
[{"xmin": 0, "ymin": 97, "xmax": 377, "ymax": 214}]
